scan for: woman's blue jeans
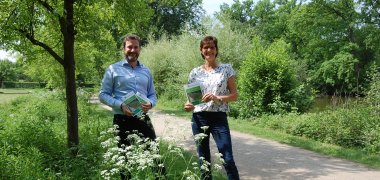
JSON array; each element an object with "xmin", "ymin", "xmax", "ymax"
[{"xmin": 192, "ymin": 112, "xmax": 240, "ymax": 180}]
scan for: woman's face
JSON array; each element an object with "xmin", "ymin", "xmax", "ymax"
[{"xmin": 201, "ymin": 41, "xmax": 217, "ymax": 60}]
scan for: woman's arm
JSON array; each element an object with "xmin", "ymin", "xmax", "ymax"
[{"xmin": 217, "ymin": 76, "xmax": 238, "ymax": 102}]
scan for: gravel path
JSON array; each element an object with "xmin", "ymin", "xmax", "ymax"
[{"xmin": 148, "ymin": 111, "xmax": 380, "ymax": 180}]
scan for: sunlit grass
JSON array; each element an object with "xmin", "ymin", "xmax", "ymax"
[{"xmin": 0, "ymin": 88, "xmax": 34, "ymax": 104}]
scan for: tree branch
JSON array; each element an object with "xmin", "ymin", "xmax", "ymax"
[
  {"xmin": 36, "ymin": 0, "xmax": 55, "ymax": 14},
  {"xmin": 17, "ymin": 29, "xmax": 65, "ymax": 66}
]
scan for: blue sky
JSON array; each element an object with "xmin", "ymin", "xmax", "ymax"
[{"xmin": 1, "ymin": 0, "xmax": 236, "ymax": 61}]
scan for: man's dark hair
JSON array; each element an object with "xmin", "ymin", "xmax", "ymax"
[{"xmin": 122, "ymin": 35, "xmax": 141, "ymax": 49}]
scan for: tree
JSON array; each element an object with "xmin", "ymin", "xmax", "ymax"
[
  {"xmin": 287, "ymin": 0, "xmax": 376, "ymax": 95},
  {"xmin": 0, "ymin": 59, "xmax": 18, "ymax": 88},
  {"xmin": 148, "ymin": 0, "xmax": 204, "ymax": 39},
  {"xmin": 218, "ymin": 0, "xmax": 304, "ymax": 41},
  {"xmin": 0, "ymin": 0, "xmax": 79, "ymax": 148},
  {"xmin": 0, "ymin": 0, "xmax": 207, "ymax": 149},
  {"xmin": 15, "ymin": 0, "xmax": 153, "ymax": 88},
  {"xmin": 0, "ymin": 0, "xmax": 153, "ymax": 149}
]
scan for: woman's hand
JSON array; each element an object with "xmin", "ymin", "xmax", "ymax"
[
  {"xmin": 184, "ymin": 102, "xmax": 195, "ymax": 112},
  {"xmin": 202, "ymin": 93, "xmax": 218, "ymax": 102}
]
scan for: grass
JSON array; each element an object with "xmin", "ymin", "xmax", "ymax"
[
  {"xmin": 0, "ymin": 88, "xmax": 33, "ymax": 104},
  {"xmin": 155, "ymin": 100, "xmax": 380, "ymax": 170}
]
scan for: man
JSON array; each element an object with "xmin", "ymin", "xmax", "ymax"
[{"xmin": 99, "ymin": 34, "xmax": 162, "ymax": 179}]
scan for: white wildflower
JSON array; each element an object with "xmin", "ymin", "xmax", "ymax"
[{"xmin": 201, "ymin": 126, "xmax": 209, "ymax": 132}]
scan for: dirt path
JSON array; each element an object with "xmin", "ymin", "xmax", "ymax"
[{"xmin": 148, "ymin": 111, "xmax": 380, "ymax": 180}]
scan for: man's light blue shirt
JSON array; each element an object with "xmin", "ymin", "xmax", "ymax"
[{"xmin": 99, "ymin": 59, "xmax": 157, "ymax": 114}]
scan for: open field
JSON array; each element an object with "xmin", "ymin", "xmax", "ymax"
[{"xmin": 0, "ymin": 88, "xmax": 33, "ymax": 104}]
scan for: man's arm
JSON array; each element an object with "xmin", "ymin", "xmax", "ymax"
[
  {"xmin": 98, "ymin": 67, "xmax": 123, "ymax": 109},
  {"xmin": 146, "ymin": 71, "xmax": 157, "ymax": 107}
]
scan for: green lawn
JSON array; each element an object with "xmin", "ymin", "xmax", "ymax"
[{"xmin": 0, "ymin": 88, "xmax": 33, "ymax": 104}]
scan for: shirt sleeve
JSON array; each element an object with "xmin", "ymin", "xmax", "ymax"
[
  {"xmin": 98, "ymin": 67, "xmax": 123, "ymax": 109},
  {"xmin": 146, "ymin": 70, "xmax": 157, "ymax": 107},
  {"xmin": 226, "ymin": 64, "xmax": 236, "ymax": 78},
  {"xmin": 188, "ymin": 68, "xmax": 196, "ymax": 84}
]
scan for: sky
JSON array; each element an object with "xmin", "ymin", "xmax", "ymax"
[
  {"xmin": 0, "ymin": 0, "xmax": 236, "ymax": 61},
  {"xmin": 0, "ymin": 50, "xmax": 15, "ymax": 61},
  {"xmin": 203, "ymin": 0, "xmax": 235, "ymax": 16}
]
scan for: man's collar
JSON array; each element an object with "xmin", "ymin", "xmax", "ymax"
[{"xmin": 122, "ymin": 59, "xmax": 141, "ymax": 67}]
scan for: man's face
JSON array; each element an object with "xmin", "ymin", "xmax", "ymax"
[{"xmin": 124, "ymin": 39, "xmax": 140, "ymax": 62}]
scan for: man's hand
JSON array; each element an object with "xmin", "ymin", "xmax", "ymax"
[
  {"xmin": 121, "ymin": 104, "xmax": 133, "ymax": 116},
  {"xmin": 184, "ymin": 102, "xmax": 195, "ymax": 112},
  {"xmin": 141, "ymin": 103, "xmax": 152, "ymax": 113}
]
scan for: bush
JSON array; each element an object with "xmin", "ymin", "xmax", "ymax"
[
  {"xmin": 140, "ymin": 34, "xmax": 200, "ymax": 100},
  {"xmin": 253, "ymin": 104, "xmax": 380, "ymax": 154},
  {"xmin": 2, "ymin": 81, "xmax": 47, "ymax": 88},
  {"xmin": 237, "ymin": 37, "xmax": 314, "ymax": 118}
]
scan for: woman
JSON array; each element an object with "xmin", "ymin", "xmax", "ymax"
[{"xmin": 184, "ymin": 36, "xmax": 240, "ymax": 180}]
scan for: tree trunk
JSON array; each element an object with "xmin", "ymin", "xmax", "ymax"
[
  {"xmin": 63, "ymin": 0, "xmax": 79, "ymax": 149},
  {"xmin": 64, "ymin": 62, "xmax": 79, "ymax": 148}
]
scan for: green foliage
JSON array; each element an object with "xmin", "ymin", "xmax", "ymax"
[
  {"xmin": 0, "ymin": 60, "xmax": 18, "ymax": 87},
  {"xmin": 141, "ymin": 17, "xmax": 252, "ymax": 102},
  {"xmin": 0, "ymin": 0, "xmax": 206, "ymax": 88},
  {"xmin": 365, "ymin": 65, "xmax": 380, "ymax": 108},
  {"xmin": 252, "ymin": 102, "xmax": 380, "ymax": 154},
  {"xmin": 0, "ymin": 145, "xmax": 46, "ymax": 179},
  {"xmin": 238, "ymin": 37, "xmax": 313, "ymax": 117},
  {"xmin": 0, "ymin": 90, "xmax": 107, "ymax": 179},
  {"xmin": 316, "ymin": 50, "xmax": 359, "ymax": 94},
  {"xmin": 218, "ymin": 0, "xmax": 380, "ymax": 96},
  {"xmin": 140, "ymin": 34, "xmax": 200, "ymax": 99},
  {"xmin": 202, "ymin": 16, "xmax": 252, "ymax": 69},
  {"xmin": 1, "ymin": 81, "xmax": 46, "ymax": 89},
  {"xmin": 0, "ymin": 91, "xmax": 227, "ymax": 179},
  {"xmin": 148, "ymin": 0, "xmax": 204, "ymax": 39}
]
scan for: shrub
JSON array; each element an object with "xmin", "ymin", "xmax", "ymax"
[
  {"xmin": 238, "ymin": 37, "xmax": 313, "ymax": 118},
  {"xmin": 253, "ymin": 105, "xmax": 380, "ymax": 154},
  {"xmin": 140, "ymin": 34, "xmax": 200, "ymax": 100}
]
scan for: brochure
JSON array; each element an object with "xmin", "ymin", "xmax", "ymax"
[
  {"xmin": 121, "ymin": 92, "xmax": 147, "ymax": 118},
  {"xmin": 184, "ymin": 82, "xmax": 204, "ymax": 105},
  {"xmin": 136, "ymin": 92, "xmax": 151, "ymax": 105}
]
